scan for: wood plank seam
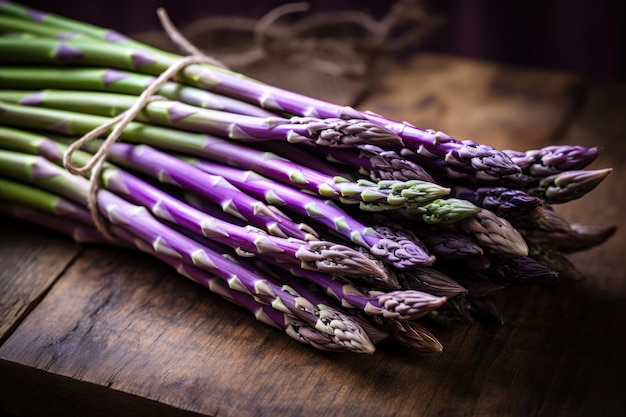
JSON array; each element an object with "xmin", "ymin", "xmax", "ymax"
[{"xmin": 0, "ymin": 245, "xmax": 86, "ymax": 347}]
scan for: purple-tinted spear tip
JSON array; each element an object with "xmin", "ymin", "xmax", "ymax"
[
  {"xmin": 361, "ymin": 144, "xmax": 434, "ymax": 182},
  {"xmin": 460, "ymin": 209, "xmax": 529, "ymax": 257},
  {"xmin": 486, "ymin": 188, "xmax": 542, "ymax": 216},
  {"xmin": 527, "ymin": 243, "xmax": 585, "ymax": 283},
  {"xmin": 375, "ymin": 290, "xmax": 447, "ymax": 320},
  {"xmin": 285, "ymin": 319, "xmax": 353, "ymax": 352},
  {"xmin": 290, "ymin": 117, "xmax": 403, "ymax": 147},
  {"xmin": 371, "ymin": 225, "xmax": 435, "ymax": 267},
  {"xmin": 316, "ymin": 307, "xmax": 376, "ymax": 353},
  {"xmin": 539, "ymin": 145, "xmax": 603, "ymax": 172},
  {"xmin": 489, "ymin": 256, "xmax": 560, "ymax": 285},
  {"xmin": 295, "ymin": 240, "xmax": 387, "ymax": 279},
  {"xmin": 374, "ymin": 318, "xmax": 443, "ymax": 353},
  {"xmin": 507, "ymin": 145, "xmax": 604, "ymax": 176},
  {"xmin": 561, "ymin": 223, "xmax": 617, "ymax": 253},
  {"xmin": 451, "ymin": 141, "xmax": 522, "ymax": 177},
  {"xmin": 422, "ymin": 231, "xmax": 484, "ymax": 259},
  {"xmin": 534, "ymin": 168, "xmax": 612, "ymax": 204},
  {"xmin": 400, "ymin": 268, "xmax": 468, "ymax": 298}
]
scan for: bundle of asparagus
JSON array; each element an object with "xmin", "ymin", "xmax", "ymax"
[{"xmin": 0, "ymin": 2, "xmax": 615, "ymax": 353}]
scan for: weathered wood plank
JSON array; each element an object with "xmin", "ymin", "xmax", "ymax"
[
  {"xmin": 130, "ymin": 28, "xmax": 370, "ymax": 108},
  {"xmin": 0, "ymin": 221, "xmax": 82, "ymax": 343},
  {"xmin": 531, "ymin": 83, "xmax": 626, "ymax": 417},
  {"xmin": 550, "ymin": 83, "xmax": 626, "ymax": 293},
  {"xmin": 3, "ymin": 248, "xmax": 623, "ymax": 417},
  {"xmin": 0, "ymin": 244, "xmax": 457, "ymax": 417}
]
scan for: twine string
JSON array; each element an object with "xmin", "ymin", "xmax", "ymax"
[{"xmin": 62, "ymin": 9, "xmax": 229, "ymax": 239}]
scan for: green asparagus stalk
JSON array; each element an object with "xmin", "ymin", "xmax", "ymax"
[
  {"xmin": 0, "ymin": 172, "xmax": 92, "ymax": 224},
  {"xmin": 0, "ymin": 101, "xmax": 454, "ymax": 214},
  {"xmin": 0, "ymin": 89, "xmax": 403, "ymax": 147},
  {"xmin": 0, "ymin": 2, "xmax": 159, "ymax": 50},
  {"xmin": 0, "ymin": 13, "xmax": 94, "ymax": 41},
  {"xmin": 0, "ymin": 66, "xmax": 279, "ymax": 117}
]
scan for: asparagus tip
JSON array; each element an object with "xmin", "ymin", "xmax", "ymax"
[
  {"xmin": 376, "ymin": 290, "xmax": 447, "ymax": 321},
  {"xmin": 316, "ymin": 307, "xmax": 376, "ymax": 354}
]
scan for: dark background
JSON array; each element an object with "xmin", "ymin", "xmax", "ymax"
[{"xmin": 17, "ymin": 0, "xmax": 626, "ymax": 82}]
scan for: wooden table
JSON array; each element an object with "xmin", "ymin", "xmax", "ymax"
[{"xmin": 1, "ymin": 54, "xmax": 625, "ymax": 417}]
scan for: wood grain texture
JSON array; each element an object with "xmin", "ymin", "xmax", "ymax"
[
  {"xmin": 129, "ymin": 28, "xmax": 372, "ymax": 108},
  {"xmin": 0, "ymin": 54, "xmax": 625, "ymax": 417},
  {"xmin": 0, "ymin": 244, "xmax": 462, "ymax": 417},
  {"xmin": 0, "ymin": 222, "xmax": 81, "ymax": 343},
  {"xmin": 360, "ymin": 53, "xmax": 583, "ymax": 151},
  {"xmin": 550, "ymin": 83, "xmax": 626, "ymax": 293}
]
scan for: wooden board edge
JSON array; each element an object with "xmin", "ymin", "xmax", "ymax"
[{"xmin": 0, "ymin": 358, "xmax": 210, "ymax": 417}]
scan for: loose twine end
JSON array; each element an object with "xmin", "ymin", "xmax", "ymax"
[{"xmin": 61, "ymin": 8, "xmax": 227, "ymax": 241}]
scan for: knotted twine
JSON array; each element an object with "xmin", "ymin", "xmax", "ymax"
[{"xmin": 61, "ymin": 9, "xmax": 227, "ymax": 240}]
